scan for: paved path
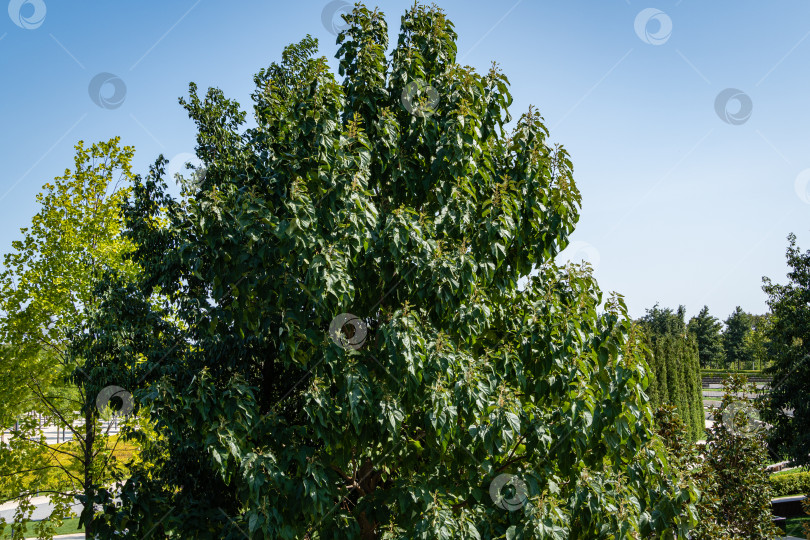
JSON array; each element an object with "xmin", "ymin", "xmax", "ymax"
[
  {"xmin": 1, "ymin": 499, "xmax": 85, "ymax": 538},
  {"xmin": 702, "ymin": 391, "xmax": 760, "ymax": 399},
  {"xmin": 0, "ymin": 495, "xmax": 82, "ymax": 522},
  {"xmin": 1, "ymin": 420, "xmax": 121, "ymax": 446},
  {"xmin": 704, "ymin": 382, "xmax": 768, "ymax": 389}
]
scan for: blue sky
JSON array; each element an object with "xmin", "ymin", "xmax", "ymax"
[{"xmin": 1, "ymin": 0, "xmax": 808, "ymax": 322}]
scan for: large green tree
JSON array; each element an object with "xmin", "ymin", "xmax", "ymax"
[
  {"xmin": 723, "ymin": 307, "xmax": 753, "ymax": 371},
  {"xmin": 758, "ymin": 234, "xmax": 810, "ymax": 468},
  {"xmin": 687, "ymin": 305, "xmax": 724, "ymax": 369},
  {"xmin": 90, "ymin": 5, "xmax": 698, "ymax": 538},
  {"xmin": 0, "ymin": 139, "xmax": 140, "ymax": 538}
]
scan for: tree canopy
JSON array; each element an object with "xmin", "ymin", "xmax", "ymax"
[
  {"xmin": 0, "ymin": 139, "xmax": 137, "ymax": 422},
  {"xmin": 0, "ymin": 138, "xmax": 140, "ymax": 538},
  {"xmin": 723, "ymin": 307, "xmax": 753, "ymax": 371},
  {"xmin": 639, "ymin": 304, "xmax": 686, "ymax": 336},
  {"xmin": 687, "ymin": 306, "xmax": 724, "ymax": 369},
  {"xmin": 73, "ymin": 5, "xmax": 697, "ymax": 538}
]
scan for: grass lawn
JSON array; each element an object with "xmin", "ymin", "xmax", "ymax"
[
  {"xmin": 785, "ymin": 515, "xmax": 810, "ymax": 537},
  {"xmin": 770, "ymin": 467, "xmax": 803, "ymax": 477},
  {"xmin": 0, "ymin": 435, "xmax": 137, "ymax": 536},
  {"xmin": 1, "ymin": 517, "xmax": 84, "ymax": 539},
  {"xmin": 1, "ymin": 434, "xmax": 138, "ymax": 500}
]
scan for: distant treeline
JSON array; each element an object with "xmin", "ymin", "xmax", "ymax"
[{"xmin": 683, "ymin": 305, "xmax": 770, "ymax": 371}]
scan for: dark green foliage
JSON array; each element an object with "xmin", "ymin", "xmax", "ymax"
[
  {"xmin": 639, "ymin": 305, "xmax": 705, "ymax": 442},
  {"xmin": 663, "ymin": 338, "xmax": 683, "ymax": 409},
  {"xmin": 79, "ymin": 5, "xmax": 699, "ymax": 538},
  {"xmin": 769, "ymin": 471, "xmax": 810, "ymax": 497},
  {"xmin": 759, "ymin": 234, "xmax": 810, "ymax": 469},
  {"xmin": 688, "ymin": 305, "xmax": 725, "ymax": 369},
  {"xmin": 640, "ymin": 304, "xmax": 686, "ymax": 336}
]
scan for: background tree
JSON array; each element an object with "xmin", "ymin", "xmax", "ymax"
[
  {"xmin": 639, "ymin": 303, "xmax": 686, "ymax": 336},
  {"xmin": 688, "ymin": 305, "xmax": 725, "ymax": 369},
  {"xmin": 744, "ymin": 313, "xmax": 772, "ymax": 371},
  {"xmin": 723, "ymin": 306, "xmax": 753, "ymax": 371},
  {"xmin": 0, "ymin": 139, "xmax": 140, "ymax": 538},
  {"xmin": 90, "ymin": 5, "xmax": 698, "ymax": 538},
  {"xmin": 639, "ymin": 304, "xmax": 704, "ymax": 441},
  {"xmin": 758, "ymin": 234, "xmax": 810, "ymax": 469}
]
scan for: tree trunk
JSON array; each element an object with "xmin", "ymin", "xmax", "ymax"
[
  {"xmin": 82, "ymin": 406, "xmax": 95, "ymax": 537},
  {"xmin": 356, "ymin": 460, "xmax": 381, "ymax": 539}
]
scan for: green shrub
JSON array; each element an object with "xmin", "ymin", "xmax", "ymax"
[
  {"xmin": 654, "ymin": 376, "xmax": 783, "ymax": 539},
  {"xmin": 691, "ymin": 374, "xmax": 781, "ymax": 539},
  {"xmin": 770, "ymin": 471, "xmax": 810, "ymax": 497},
  {"xmin": 701, "ymin": 368, "xmax": 763, "ymax": 376}
]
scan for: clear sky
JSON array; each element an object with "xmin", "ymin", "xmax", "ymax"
[{"xmin": 1, "ymin": 0, "xmax": 808, "ymax": 322}]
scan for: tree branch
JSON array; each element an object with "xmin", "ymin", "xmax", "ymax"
[
  {"xmin": 23, "ymin": 435, "xmax": 82, "ymax": 461},
  {"xmin": 330, "ymin": 464, "xmax": 367, "ymax": 496},
  {"xmin": 26, "ymin": 378, "xmax": 87, "ymax": 454}
]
